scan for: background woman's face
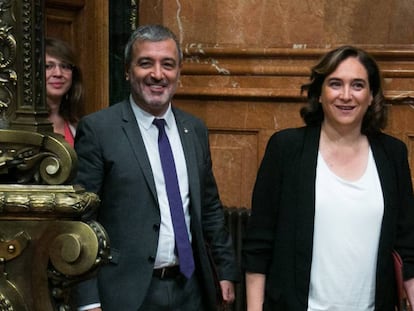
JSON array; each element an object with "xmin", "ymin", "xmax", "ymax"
[{"xmin": 45, "ymin": 54, "xmax": 73, "ymax": 102}]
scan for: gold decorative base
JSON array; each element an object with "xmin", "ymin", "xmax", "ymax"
[
  {"xmin": 0, "ymin": 184, "xmax": 109, "ymax": 311},
  {"xmin": 0, "ymin": 131, "xmax": 110, "ymax": 310}
]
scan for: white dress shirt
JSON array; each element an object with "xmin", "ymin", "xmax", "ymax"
[{"xmin": 129, "ymin": 96, "xmax": 191, "ymax": 268}]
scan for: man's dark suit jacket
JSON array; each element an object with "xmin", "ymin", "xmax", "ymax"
[
  {"xmin": 73, "ymin": 100, "xmax": 239, "ymax": 310},
  {"xmin": 243, "ymin": 125, "xmax": 414, "ymax": 311}
]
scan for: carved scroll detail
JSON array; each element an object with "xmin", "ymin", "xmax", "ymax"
[
  {"xmin": 0, "ymin": 1, "xmax": 17, "ymax": 125},
  {"xmin": 0, "ymin": 130, "xmax": 77, "ymax": 185}
]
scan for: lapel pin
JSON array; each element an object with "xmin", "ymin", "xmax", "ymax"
[{"xmin": 184, "ymin": 128, "xmax": 189, "ymax": 133}]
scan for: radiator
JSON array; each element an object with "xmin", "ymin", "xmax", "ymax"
[{"xmin": 224, "ymin": 206, "xmax": 251, "ymax": 311}]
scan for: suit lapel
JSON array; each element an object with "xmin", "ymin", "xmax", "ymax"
[
  {"xmin": 173, "ymin": 108, "xmax": 201, "ymax": 219},
  {"xmin": 120, "ymin": 101, "xmax": 158, "ymax": 202}
]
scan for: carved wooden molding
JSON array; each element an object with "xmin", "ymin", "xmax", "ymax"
[
  {"xmin": 45, "ymin": 0, "xmax": 85, "ymax": 10},
  {"xmin": 177, "ymin": 86, "xmax": 305, "ymax": 101},
  {"xmin": 387, "ymin": 93, "xmax": 414, "ymax": 105},
  {"xmin": 183, "ymin": 45, "xmax": 414, "ymax": 58},
  {"xmin": 178, "ymin": 46, "xmax": 414, "ymax": 102}
]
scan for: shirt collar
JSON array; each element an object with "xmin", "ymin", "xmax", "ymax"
[{"xmin": 129, "ymin": 95, "xmax": 174, "ymax": 130}]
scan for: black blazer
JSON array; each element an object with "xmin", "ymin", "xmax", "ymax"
[
  {"xmin": 73, "ymin": 100, "xmax": 239, "ymax": 310},
  {"xmin": 243, "ymin": 125, "xmax": 414, "ymax": 311}
]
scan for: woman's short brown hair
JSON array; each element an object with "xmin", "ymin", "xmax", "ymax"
[{"xmin": 300, "ymin": 45, "xmax": 387, "ymax": 134}]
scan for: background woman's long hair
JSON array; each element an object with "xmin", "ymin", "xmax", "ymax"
[{"xmin": 45, "ymin": 37, "xmax": 84, "ymax": 124}]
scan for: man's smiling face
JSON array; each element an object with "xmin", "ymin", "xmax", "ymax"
[{"xmin": 126, "ymin": 38, "xmax": 182, "ymax": 116}]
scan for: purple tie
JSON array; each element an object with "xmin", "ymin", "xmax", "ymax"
[{"xmin": 153, "ymin": 118, "xmax": 195, "ymax": 279}]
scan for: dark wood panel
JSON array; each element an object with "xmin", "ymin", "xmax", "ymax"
[
  {"xmin": 45, "ymin": 0, "xmax": 85, "ymax": 10},
  {"xmin": 45, "ymin": 8, "xmax": 78, "ymax": 44}
]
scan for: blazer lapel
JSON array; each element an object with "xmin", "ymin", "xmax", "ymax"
[
  {"xmin": 120, "ymin": 101, "xmax": 158, "ymax": 202},
  {"xmin": 369, "ymin": 135, "xmax": 396, "ymax": 270},
  {"xmin": 295, "ymin": 125, "xmax": 320, "ymax": 304}
]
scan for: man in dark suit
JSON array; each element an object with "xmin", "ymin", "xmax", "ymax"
[{"xmin": 73, "ymin": 24, "xmax": 239, "ymax": 311}]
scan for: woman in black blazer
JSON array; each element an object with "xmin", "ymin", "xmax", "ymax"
[{"xmin": 243, "ymin": 46, "xmax": 414, "ymax": 311}]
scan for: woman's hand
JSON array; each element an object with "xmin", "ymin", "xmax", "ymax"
[{"xmin": 404, "ymin": 278, "xmax": 414, "ymax": 309}]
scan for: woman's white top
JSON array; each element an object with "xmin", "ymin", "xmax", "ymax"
[{"xmin": 307, "ymin": 148, "xmax": 384, "ymax": 311}]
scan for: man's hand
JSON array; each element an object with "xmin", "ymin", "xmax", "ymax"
[{"xmin": 219, "ymin": 280, "xmax": 235, "ymax": 304}]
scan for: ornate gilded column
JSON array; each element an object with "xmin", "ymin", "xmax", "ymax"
[
  {"xmin": 0, "ymin": 1, "xmax": 110, "ymax": 310},
  {"xmin": 0, "ymin": 0, "xmax": 51, "ymax": 132}
]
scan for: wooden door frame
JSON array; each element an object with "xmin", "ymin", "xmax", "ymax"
[{"xmin": 45, "ymin": 0, "xmax": 109, "ymax": 115}]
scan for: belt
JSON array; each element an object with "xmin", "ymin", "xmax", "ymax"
[{"xmin": 153, "ymin": 266, "xmax": 181, "ymax": 279}]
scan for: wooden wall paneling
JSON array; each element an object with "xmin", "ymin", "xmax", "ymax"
[
  {"xmin": 139, "ymin": 0, "xmax": 414, "ymax": 207},
  {"xmin": 81, "ymin": 1, "xmax": 109, "ymax": 114},
  {"xmin": 209, "ymin": 129, "xmax": 259, "ymax": 208},
  {"xmin": 140, "ymin": 0, "xmax": 414, "ymax": 47},
  {"xmin": 45, "ymin": 8, "xmax": 78, "ymax": 48},
  {"xmin": 137, "ymin": 0, "xmax": 163, "ymax": 25},
  {"xmin": 386, "ymin": 101, "xmax": 414, "ymax": 186},
  {"xmin": 408, "ymin": 133, "xmax": 414, "ymax": 186},
  {"xmin": 173, "ymin": 47, "xmax": 414, "ymax": 208}
]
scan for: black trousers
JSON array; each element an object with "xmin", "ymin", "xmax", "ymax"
[{"xmin": 138, "ymin": 274, "xmax": 205, "ymax": 311}]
